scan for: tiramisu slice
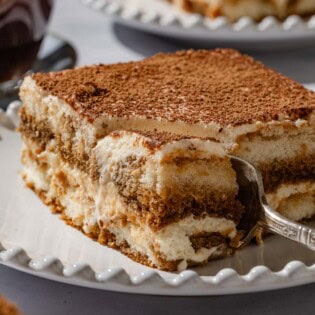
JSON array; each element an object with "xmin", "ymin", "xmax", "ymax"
[
  {"xmin": 168, "ymin": 0, "xmax": 315, "ymax": 21},
  {"xmin": 19, "ymin": 49, "xmax": 315, "ymax": 270}
]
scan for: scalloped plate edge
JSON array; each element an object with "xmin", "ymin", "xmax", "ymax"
[{"xmin": 81, "ymin": 0, "xmax": 315, "ymax": 33}]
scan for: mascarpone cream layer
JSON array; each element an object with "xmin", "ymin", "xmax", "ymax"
[
  {"xmin": 21, "ymin": 140, "xmax": 98, "ymax": 233},
  {"xmin": 96, "ymin": 182, "xmax": 236, "ymax": 268},
  {"xmin": 95, "ymin": 130, "xmax": 238, "ymax": 195},
  {"xmin": 232, "ymin": 129, "xmax": 315, "ymax": 166},
  {"xmin": 94, "ymin": 114, "xmax": 315, "ymax": 154},
  {"xmin": 266, "ymin": 181, "xmax": 315, "ymax": 221}
]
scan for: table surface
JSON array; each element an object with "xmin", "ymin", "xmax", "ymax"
[{"xmin": 1, "ymin": 0, "xmax": 315, "ymax": 314}]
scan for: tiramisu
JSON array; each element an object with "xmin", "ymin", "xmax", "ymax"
[
  {"xmin": 19, "ymin": 49, "xmax": 315, "ymax": 271},
  {"xmin": 168, "ymin": 0, "xmax": 315, "ymax": 21},
  {"xmin": 0, "ymin": 296, "xmax": 21, "ymax": 315}
]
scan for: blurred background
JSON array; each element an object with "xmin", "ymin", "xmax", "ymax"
[
  {"xmin": 52, "ymin": 0, "xmax": 315, "ymax": 82},
  {"xmin": 1, "ymin": 0, "xmax": 315, "ymax": 108}
]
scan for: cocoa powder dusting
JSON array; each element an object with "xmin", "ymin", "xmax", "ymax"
[{"xmin": 32, "ymin": 49, "xmax": 315, "ymax": 126}]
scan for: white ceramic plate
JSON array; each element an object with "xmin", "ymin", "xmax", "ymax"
[
  {"xmin": 1, "ymin": 88, "xmax": 315, "ymax": 295},
  {"xmin": 81, "ymin": 0, "xmax": 315, "ymax": 50}
]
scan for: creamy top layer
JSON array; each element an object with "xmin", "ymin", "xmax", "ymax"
[
  {"xmin": 95, "ymin": 130, "xmax": 238, "ymax": 194},
  {"xmin": 95, "ymin": 129, "xmax": 226, "ymax": 162},
  {"xmin": 30, "ymin": 49, "xmax": 315, "ymax": 126}
]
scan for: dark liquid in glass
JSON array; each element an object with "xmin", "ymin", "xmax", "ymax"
[{"xmin": 0, "ymin": 0, "xmax": 53, "ymax": 82}]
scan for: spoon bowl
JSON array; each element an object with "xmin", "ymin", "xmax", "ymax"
[{"xmin": 229, "ymin": 155, "xmax": 315, "ymax": 251}]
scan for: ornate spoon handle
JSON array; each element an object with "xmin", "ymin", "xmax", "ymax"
[{"xmin": 261, "ymin": 202, "xmax": 315, "ymax": 251}]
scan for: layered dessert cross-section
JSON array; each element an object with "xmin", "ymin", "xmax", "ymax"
[
  {"xmin": 20, "ymin": 128, "xmax": 243, "ymax": 270},
  {"xmin": 167, "ymin": 0, "xmax": 315, "ymax": 21},
  {"xmin": 19, "ymin": 49, "xmax": 315, "ymax": 270}
]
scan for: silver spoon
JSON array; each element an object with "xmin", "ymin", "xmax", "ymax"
[{"xmin": 230, "ymin": 155, "xmax": 315, "ymax": 250}]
